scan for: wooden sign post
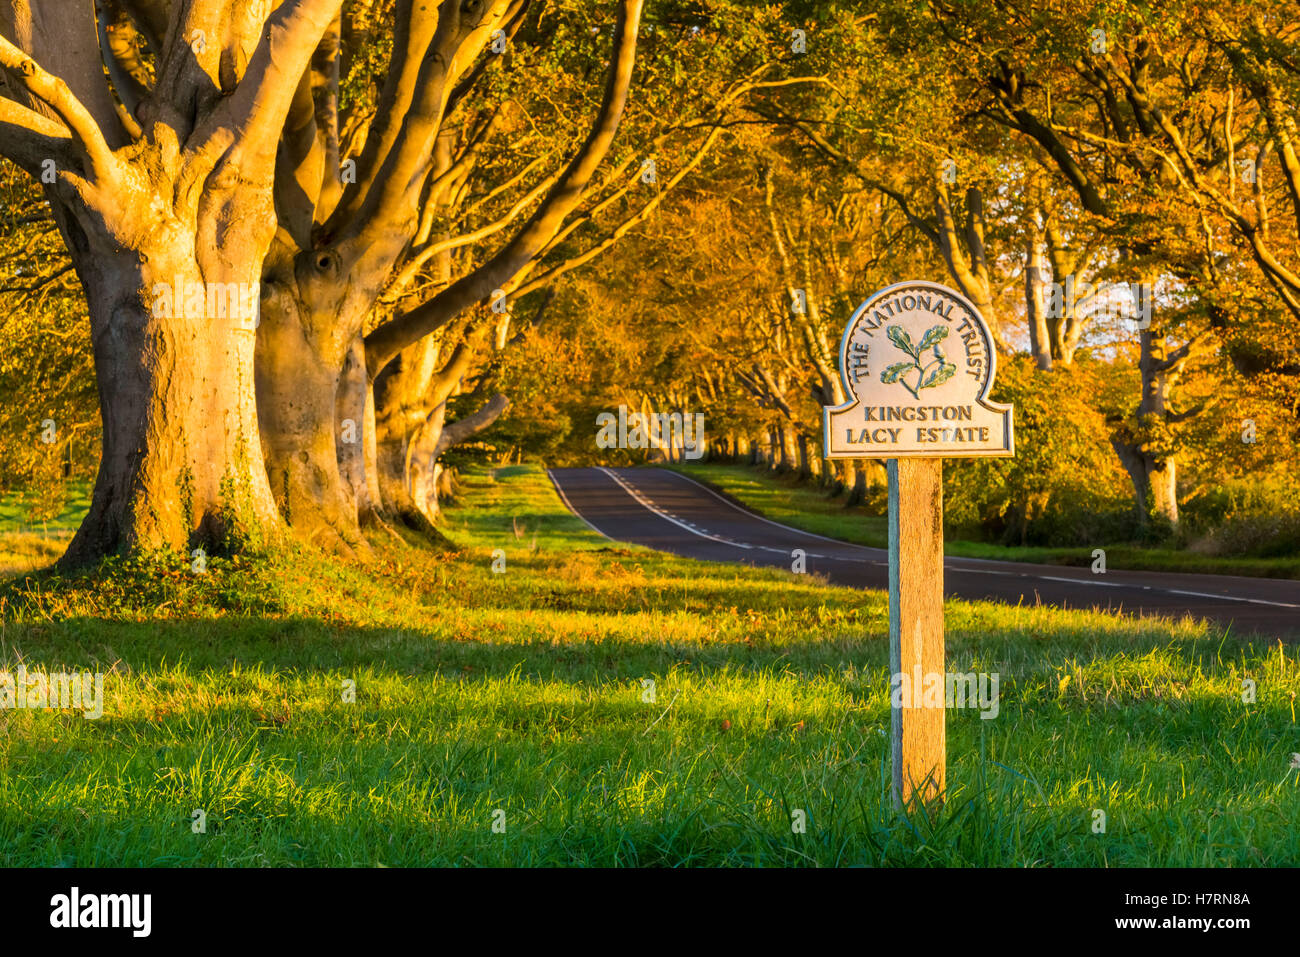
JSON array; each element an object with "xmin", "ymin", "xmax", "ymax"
[{"xmin": 824, "ymin": 281, "xmax": 1013, "ymax": 810}]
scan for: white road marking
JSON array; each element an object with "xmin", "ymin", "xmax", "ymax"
[
  {"xmin": 1026, "ymin": 575, "xmax": 1300, "ymax": 609},
  {"xmin": 1035, "ymin": 574, "xmax": 1133, "ymax": 589},
  {"xmin": 595, "ymin": 467, "xmax": 754, "ymax": 550},
  {"xmin": 546, "ymin": 469, "xmax": 615, "ymax": 542},
  {"xmin": 1164, "ymin": 587, "xmax": 1300, "ymax": 609},
  {"xmin": 666, "ymin": 469, "xmax": 862, "ymax": 546}
]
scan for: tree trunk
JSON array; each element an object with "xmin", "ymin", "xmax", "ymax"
[
  {"xmin": 65, "ymin": 250, "xmax": 279, "ymax": 564},
  {"xmin": 796, "ymin": 432, "xmax": 812, "ymax": 480},
  {"xmin": 1111, "ymin": 324, "xmax": 1180, "ymax": 529},
  {"xmin": 399, "ymin": 392, "xmax": 510, "ymax": 523},
  {"xmin": 1025, "ymin": 229, "xmax": 1053, "ymax": 371},
  {"xmin": 255, "ymin": 281, "xmax": 370, "ymax": 558},
  {"xmin": 845, "ymin": 460, "xmax": 868, "ymax": 508},
  {"xmin": 337, "ymin": 336, "xmax": 383, "ymax": 525},
  {"xmin": 373, "ymin": 336, "xmax": 444, "ymax": 528},
  {"xmin": 1112, "ymin": 438, "xmax": 1179, "ymax": 528},
  {"xmin": 1148, "ymin": 458, "xmax": 1178, "ymax": 525},
  {"xmin": 407, "ymin": 403, "xmax": 446, "ymax": 523},
  {"xmin": 780, "ymin": 422, "xmax": 798, "ymax": 472},
  {"xmin": 827, "ymin": 459, "xmax": 847, "ymax": 495}
]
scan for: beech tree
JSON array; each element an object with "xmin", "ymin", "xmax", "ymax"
[
  {"xmin": 0, "ymin": 0, "xmax": 343, "ymax": 563},
  {"xmin": 245, "ymin": 0, "xmax": 645, "ymax": 556},
  {"xmin": 0, "ymin": 0, "xmax": 648, "ymax": 561},
  {"xmin": 246, "ymin": 0, "xmax": 806, "ymax": 549}
]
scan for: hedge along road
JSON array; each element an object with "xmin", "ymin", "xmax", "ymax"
[{"xmin": 548, "ymin": 466, "xmax": 1300, "ymax": 640}]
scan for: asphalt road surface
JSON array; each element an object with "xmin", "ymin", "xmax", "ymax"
[{"xmin": 548, "ymin": 466, "xmax": 1300, "ymax": 639}]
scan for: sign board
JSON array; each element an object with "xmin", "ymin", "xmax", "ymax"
[
  {"xmin": 823, "ymin": 280, "xmax": 1014, "ymax": 812},
  {"xmin": 824, "ymin": 281, "xmax": 1013, "ymax": 458}
]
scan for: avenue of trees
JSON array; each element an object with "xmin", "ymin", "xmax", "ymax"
[
  {"xmin": 491, "ymin": 0, "xmax": 1300, "ymax": 549},
  {"xmin": 1, "ymin": 0, "xmax": 1297, "ymax": 561}
]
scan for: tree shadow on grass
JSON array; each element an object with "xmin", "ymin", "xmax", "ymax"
[{"xmin": 0, "ymin": 604, "xmax": 1239, "ymax": 686}]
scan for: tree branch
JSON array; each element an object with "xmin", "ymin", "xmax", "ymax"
[
  {"xmin": 433, "ymin": 392, "xmax": 511, "ymax": 457},
  {"xmin": 184, "ymin": 0, "xmax": 343, "ymax": 188},
  {"xmin": 0, "ymin": 95, "xmax": 76, "ymax": 175},
  {"xmin": 364, "ymin": 0, "xmax": 646, "ymax": 377},
  {"xmin": 0, "ymin": 32, "xmax": 120, "ymax": 185}
]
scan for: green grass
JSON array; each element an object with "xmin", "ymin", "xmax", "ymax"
[
  {"xmin": 0, "ymin": 463, "xmax": 1297, "ymax": 866},
  {"xmin": 0, "ymin": 482, "xmax": 90, "ymax": 577},
  {"xmin": 0, "ymin": 481, "xmax": 91, "ymax": 533},
  {"xmin": 668, "ymin": 462, "xmax": 1300, "ymax": 579}
]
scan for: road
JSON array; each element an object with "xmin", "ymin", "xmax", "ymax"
[{"xmin": 548, "ymin": 466, "xmax": 1300, "ymax": 639}]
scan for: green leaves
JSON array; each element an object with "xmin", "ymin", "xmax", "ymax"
[
  {"xmin": 886, "ymin": 323, "xmax": 947, "ymax": 362},
  {"xmin": 918, "ymin": 325, "xmax": 949, "ymax": 351},
  {"xmin": 880, "ymin": 323, "xmax": 956, "ymax": 396},
  {"xmin": 921, "ymin": 362, "xmax": 957, "ymax": 390},
  {"xmin": 887, "ymin": 325, "xmax": 917, "ymax": 359},
  {"xmin": 878, "ymin": 321, "xmax": 961, "ymax": 395},
  {"xmin": 881, "ymin": 362, "xmax": 913, "ymax": 384}
]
